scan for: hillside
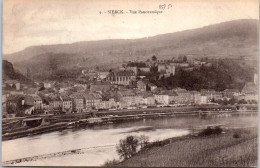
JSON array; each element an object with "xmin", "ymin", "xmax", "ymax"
[
  {"xmin": 2, "ymin": 60, "xmax": 34, "ymax": 84},
  {"xmin": 3, "ymin": 19, "xmax": 258, "ymax": 79}
]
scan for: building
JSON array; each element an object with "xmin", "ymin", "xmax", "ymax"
[
  {"xmin": 200, "ymin": 95, "xmax": 208, "ymax": 104},
  {"xmin": 43, "ymin": 81, "xmax": 55, "ymax": 88},
  {"xmin": 49, "ymin": 97, "xmax": 62, "ymax": 110},
  {"xmin": 106, "ymin": 70, "xmax": 136, "ymax": 85},
  {"xmin": 241, "ymin": 82, "xmax": 258, "ymax": 102},
  {"xmin": 61, "ymin": 97, "xmax": 73, "ymax": 113},
  {"xmin": 200, "ymin": 89, "xmax": 223, "ymax": 102},
  {"xmin": 190, "ymin": 91, "xmax": 201, "ymax": 104},
  {"xmin": 174, "ymin": 88, "xmax": 192, "ymax": 104},
  {"xmin": 126, "ymin": 66, "xmax": 138, "ymax": 75},
  {"xmin": 142, "ymin": 92, "xmax": 156, "ymax": 106},
  {"xmin": 158, "ymin": 63, "xmax": 175, "ymax": 76},
  {"xmin": 168, "ymin": 91, "xmax": 178, "ymax": 104},
  {"xmin": 85, "ymin": 92, "xmax": 102, "ymax": 110},
  {"xmin": 28, "ymin": 95, "xmax": 43, "ymax": 110},
  {"xmin": 149, "ymin": 83, "xmax": 157, "ymax": 91},
  {"xmin": 139, "ymin": 67, "xmax": 150, "ymax": 72},
  {"xmin": 70, "ymin": 93, "xmax": 85, "ymax": 113},
  {"xmin": 137, "ymin": 81, "xmax": 147, "ymax": 92},
  {"xmin": 97, "ymin": 72, "xmax": 110, "ymax": 80},
  {"xmin": 117, "ymin": 90, "xmax": 137, "ymax": 107},
  {"xmin": 98, "ymin": 98, "xmax": 117, "ymax": 110},
  {"xmin": 223, "ymin": 89, "xmax": 239, "ymax": 99},
  {"xmin": 154, "ymin": 91, "xmax": 170, "ymax": 105},
  {"xmin": 90, "ymin": 82, "xmax": 114, "ymax": 93}
]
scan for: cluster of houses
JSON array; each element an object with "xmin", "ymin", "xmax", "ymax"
[{"xmin": 2, "ymin": 58, "xmax": 258, "ymax": 117}]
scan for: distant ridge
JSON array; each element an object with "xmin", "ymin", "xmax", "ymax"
[{"xmin": 3, "ymin": 19, "xmax": 258, "ymax": 78}]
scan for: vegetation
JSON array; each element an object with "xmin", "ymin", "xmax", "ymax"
[
  {"xmin": 116, "ymin": 135, "xmax": 139, "ymax": 160},
  {"xmin": 138, "ymin": 135, "xmax": 149, "ymax": 149},
  {"xmin": 117, "ymin": 128, "xmax": 257, "ymax": 167},
  {"xmin": 127, "ymin": 62, "xmax": 146, "ymax": 68},
  {"xmin": 103, "ymin": 159, "xmax": 121, "ymax": 167},
  {"xmin": 152, "ymin": 55, "xmax": 157, "ymax": 61},
  {"xmin": 146, "ymin": 60, "xmax": 254, "ymax": 91},
  {"xmin": 198, "ymin": 126, "xmax": 223, "ymax": 136},
  {"xmin": 115, "ymin": 135, "xmax": 150, "ymax": 161}
]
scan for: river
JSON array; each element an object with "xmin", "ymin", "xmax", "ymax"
[{"xmin": 2, "ymin": 112, "xmax": 258, "ymax": 166}]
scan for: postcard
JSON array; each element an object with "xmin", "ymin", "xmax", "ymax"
[{"xmin": 2, "ymin": 0, "xmax": 258, "ymax": 167}]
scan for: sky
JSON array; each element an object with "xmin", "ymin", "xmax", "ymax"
[{"xmin": 3, "ymin": 0, "xmax": 259, "ymax": 54}]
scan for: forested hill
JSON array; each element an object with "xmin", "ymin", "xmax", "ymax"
[
  {"xmin": 3, "ymin": 19, "xmax": 258, "ymax": 79},
  {"xmin": 2, "ymin": 60, "xmax": 34, "ymax": 85}
]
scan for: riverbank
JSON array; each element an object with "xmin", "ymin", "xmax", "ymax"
[
  {"xmin": 114, "ymin": 127, "xmax": 258, "ymax": 167},
  {"xmin": 2, "ymin": 108, "xmax": 258, "ymax": 141},
  {"xmin": 2, "ymin": 113, "xmax": 257, "ymax": 166}
]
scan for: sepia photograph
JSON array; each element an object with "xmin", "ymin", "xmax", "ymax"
[{"xmin": 2, "ymin": 0, "xmax": 259, "ymax": 167}]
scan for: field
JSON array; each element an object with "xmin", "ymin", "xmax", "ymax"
[{"xmin": 116, "ymin": 127, "xmax": 258, "ymax": 167}]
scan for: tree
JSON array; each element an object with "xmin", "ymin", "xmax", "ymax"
[
  {"xmin": 152, "ymin": 55, "xmax": 157, "ymax": 61},
  {"xmin": 116, "ymin": 135, "xmax": 139, "ymax": 160},
  {"xmin": 138, "ymin": 135, "xmax": 149, "ymax": 148}
]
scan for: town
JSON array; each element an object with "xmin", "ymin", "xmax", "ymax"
[{"xmin": 3, "ymin": 55, "xmax": 258, "ymax": 118}]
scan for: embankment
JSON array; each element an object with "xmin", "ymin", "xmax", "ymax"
[{"xmin": 115, "ymin": 127, "xmax": 258, "ymax": 167}]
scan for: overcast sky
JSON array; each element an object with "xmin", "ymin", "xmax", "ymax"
[{"xmin": 3, "ymin": 0, "xmax": 258, "ymax": 54}]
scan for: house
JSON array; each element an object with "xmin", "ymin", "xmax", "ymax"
[
  {"xmin": 85, "ymin": 92, "xmax": 102, "ymax": 110},
  {"xmin": 90, "ymin": 82, "xmax": 114, "ymax": 93},
  {"xmin": 158, "ymin": 63, "xmax": 175, "ymax": 76},
  {"xmin": 98, "ymin": 98, "xmax": 117, "ymax": 110},
  {"xmin": 146, "ymin": 95, "xmax": 156, "ymax": 106},
  {"xmin": 135, "ymin": 93, "xmax": 145, "ymax": 106},
  {"xmin": 70, "ymin": 93, "xmax": 85, "ymax": 113},
  {"xmin": 106, "ymin": 70, "xmax": 136, "ymax": 85},
  {"xmin": 149, "ymin": 83, "xmax": 157, "ymax": 91},
  {"xmin": 117, "ymin": 90, "xmax": 137, "ymax": 107},
  {"xmin": 39, "ymin": 88, "xmax": 56, "ymax": 96},
  {"xmin": 49, "ymin": 96, "xmax": 62, "ymax": 110},
  {"xmin": 141, "ymin": 92, "xmax": 155, "ymax": 105},
  {"xmin": 174, "ymin": 88, "xmax": 192, "ymax": 104},
  {"xmin": 126, "ymin": 66, "xmax": 138, "ymax": 75},
  {"xmin": 86, "ymin": 72, "xmax": 97, "ymax": 80},
  {"xmin": 139, "ymin": 67, "xmax": 150, "ymax": 72},
  {"xmin": 190, "ymin": 91, "xmax": 201, "ymax": 104},
  {"xmin": 154, "ymin": 91, "xmax": 170, "ymax": 105},
  {"xmin": 25, "ymin": 95, "xmax": 43, "ymax": 110},
  {"xmin": 168, "ymin": 91, "xmax": 178, "ymax": 104},
  {"xmin": 200, "ymin": 95, "xmax": 208, "ymax": 104},
  {"xmin": 137, "ymin": 81, "xmax": 147, "ymax": 92},
  {"xmin": 24, "ymin": 88, "xmax": 39, "ymax": 95},
  {"xmin": 10, "ymin": 90, "xmax": 24, "ymax": 95},
  {"xmin": 97, "ymin": 72, "xmax": 110, "ymax": 80},
  {"xmin": 241, "ymin": 82, "xmax": 258, "ymax": 102},
  {"xmin": 200, "ymin": 89, "xmax": 223, "ymax": 102},
  {"xmin": 43, "ymin": 81, "xmax": 55, "ymax": 88},
  {"xmin": 223, "ymin": 89, "xmax": 240, "ymax": 99},
  {"xmin": 60, "ymin": 96, "xmax": 73, "ymax": 113}
]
